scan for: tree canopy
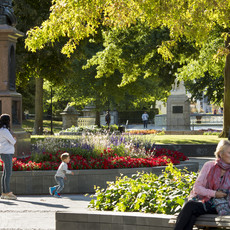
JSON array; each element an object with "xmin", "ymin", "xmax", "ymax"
[
  {"xmin": 25, "ymin": 0, "xmax": 230, "ymax": 57},
  {"xmin": 49, "ymin": 25, "xmax": 179, "ymax": 112},
  {"xmin": 24, "ymin": 0, "xmax": 230, "ymax": 136}
]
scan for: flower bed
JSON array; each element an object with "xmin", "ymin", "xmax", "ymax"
[
  {"xmin": 0, "ymin": 148, "xmax": 188, "ymax": 171},
  {"xmin": 125, "ymin": 129, "xmax": 160, "ymax": 135}
]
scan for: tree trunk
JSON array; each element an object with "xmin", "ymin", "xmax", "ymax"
[
  {"xmin": 34, "ymin": 77, "xmax": 43, "ymax": 134},
  {"xmin": 220, "ymin": 53, "xmax": 230, "ymax": 137}
]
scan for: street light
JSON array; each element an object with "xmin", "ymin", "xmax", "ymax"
[{"xmin": 50, "ymin": 86, "xmax": 53, "ymax": 135}]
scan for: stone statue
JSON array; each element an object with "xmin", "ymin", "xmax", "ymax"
[
  {"xmin": 171, "ymin": 78, "xmax": 186, "ymax": 95},
  {"xmin": 0, "ymin": 0, "xmax": 17, "ymax": 26}
]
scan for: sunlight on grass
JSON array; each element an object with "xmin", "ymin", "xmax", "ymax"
[
  {"xmin": 144, "ymin": 134, "xmax": 226, "ymax": 144},
  {"xmin": 23, "ymin": 119, "xmax": 226, "ymax": 144},
  {"xmin": 22, "ymin": 119, "xmax": 62, "ymax": 134},
  {"xmin": 31, "ymin": 134, "xmax": 226, "ymax": 145}
]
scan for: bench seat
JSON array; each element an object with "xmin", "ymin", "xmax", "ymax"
[{"xmin": 169, "ymin": 214, "xmax": 230, "ymax": 229}]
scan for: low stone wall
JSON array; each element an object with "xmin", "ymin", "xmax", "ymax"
[
  {"xmin": 56, "ymin": 210, "xmax": 174, "ymax": 230},
  {"xmin": 5, "ymin": 162, "xmax": 198, "ymax": 195},
  {"xmin": 156, "ymin": 144, "xmax": 217, "ymax": 157}
]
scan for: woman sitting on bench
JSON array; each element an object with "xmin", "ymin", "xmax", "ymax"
[{"xmin": 174, "ymin": 140, "xmax": 230, "ymax": 230}]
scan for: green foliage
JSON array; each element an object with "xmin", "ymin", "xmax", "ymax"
[
  {"xmin": 54, "ymin": 25, "xmax": 178, "ymax": 111},
  {"xmin": 24, "ymin": 0, "xmax": 230, "ymax": 59},
  {"xmin": 61, "ymin": 125, "xmax": 118, "ymax": 134},
  {"xmin": 101, "ymin": 124, "xmax": 118, "ymax": 132},
  {"xmin": 184, "ymin": 73, "xmax": 224, "ymax": 105},
  {"xmin": 14, "ymin": 0, "xmax": 74, "ymax": 114},
  {"xmin": 178, "ymin": 35, "xmax": 225, "ymax": 105},
  {"xmin": 30, "ymin": 152, "xmax": 53, "ymax": 163},
  {"xmin": 203, "ymin": 131, "xmax": 221, "ymax": 136},
  {"xmin": 157, "ymin": 129, "xmax": 165, "ymax": 135},
  {"xmin": 89, "ymin": 164, "xmax": 197, "ymax": 214},
  {"xmin": 22, "ymin": 119, "xmax": 62, "ymax": 134},
  {"xmin": 22, "ymin": 0, "xmax": 230, "ymax": 116}
]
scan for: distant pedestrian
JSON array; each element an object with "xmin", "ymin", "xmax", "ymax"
[
  {"xmin": 105, "ymin": 111, "xmax": 111, "ymax": 127},
  {"xmin": 0, "ymin": 114, "xmax": 17, "ymax": 200},
  {"xmin": 142, "ymin": 112, "xmax": 149, "ymax": 128},
  {"xmin": 49, "ymin": 152, "xmax": 74, "ymax": 198}
]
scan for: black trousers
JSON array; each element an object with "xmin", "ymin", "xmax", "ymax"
[{"xmin": 174, "ymin": 200, "xmax": 217, "ymax": 230}]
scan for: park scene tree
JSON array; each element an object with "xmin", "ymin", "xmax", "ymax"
[
  {"xmin": 0, "ymin": 1, "xmax": 229, "ymax": 229},
  {"xmin": 24, "ymin": 0, "xmax": 230, "ymax": 137}
]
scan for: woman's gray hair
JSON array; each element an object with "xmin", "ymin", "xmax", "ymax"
[{"xmin": 214, "ymin": 140, "xmax": 230, "ymax": 158}]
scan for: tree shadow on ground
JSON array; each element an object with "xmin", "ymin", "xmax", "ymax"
[
  {"xmin": 15, "ymin": 199, "xmax": 69, "ymax": 209},
  {"xmin": 63, "ymin": 194, "xmax": 92, "ymax": 202},
  {"xmin": 0, "ymin": 200, "xmax": 18, "ymax": 206}
]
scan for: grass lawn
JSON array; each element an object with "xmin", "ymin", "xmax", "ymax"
[
  {"xmin": 31, "ymin": 134, "xmax": 226, "ymax": 145},
  {"xmin": 22, "ymin": 119, "xmax": 62, "ymax": 134},
  {"xmin": 22, "ymin": 119, "xmax": 226, "ymax": 144},
  {"xmin": 150, "ymin": 135, "xmax": 226, "ymax": 145}
]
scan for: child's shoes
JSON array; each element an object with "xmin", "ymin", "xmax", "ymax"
[
  {"xmin": 49, "ymin": 187, "xmax": 55, "ymax": 196},
  {"xmin": 54, "ymin": 192, "xmax": 62, "ymax": 198}
]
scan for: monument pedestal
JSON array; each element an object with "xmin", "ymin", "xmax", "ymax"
[
  {"xmin": 0, "ymin": 24, "xmax": 30, "ymax": 157},
  {"xmin": 61, "ymin": 104, "xmax": 79, "ymax": 130},
  {"xmin": 166, "ymin": 94, "xmax": 190, "ymax": 130}
]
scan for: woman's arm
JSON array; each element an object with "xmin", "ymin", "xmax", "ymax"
[
  {"xmin": 192, "ymin": 161, "xmax": 216, "ymax": 198},
  {"xmin": 2, "ymin": 129, "xmax": 16, "ymax": 145}
]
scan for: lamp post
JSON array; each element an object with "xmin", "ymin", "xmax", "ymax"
[{"xmin": 50, "ymin": 87, "xmax": 53, "ymax": 135}]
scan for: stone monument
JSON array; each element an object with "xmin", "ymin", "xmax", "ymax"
[
  {"xmin": 77, "ymin": 104, "xmax": 97, "ymax": 126},
  {"xmin": 0, "ymin": 1, "xmax": 30, "ymax": 156},
  {"xmin": 166, "ymin": 79, "xmax": 190, "ymax": 130},
  {"xmin": 61, "ymin": 104, "xmax": 79, "ymax": 130}
]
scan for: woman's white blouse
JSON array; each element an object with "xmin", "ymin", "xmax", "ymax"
[{"xmin": 0, "ymin": 128, "xmax": 16, "ymax": 154}]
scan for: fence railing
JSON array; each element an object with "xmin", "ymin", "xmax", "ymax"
[
  {"xmin": 77, "ymin": 117, "xmax": 96, "ymax": 127},
  {"xmin": 155, "ymin": 114, "xmax": 223, "ymax": 126}
]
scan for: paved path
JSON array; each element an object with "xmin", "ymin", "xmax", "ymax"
[
  {"xmin": 0, "ymin": 194, "xmax": 91, "ymax": 230},
  {"xmin": 189, "ymin": 157, "xmax": 215, "ymax": 170},
  {"xmin": 126, "ymin": 124, "xmax": 222, "ymax": 131}
]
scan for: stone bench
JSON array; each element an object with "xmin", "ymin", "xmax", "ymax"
[
  {"xmin": 169, "ymin": 214, "xmax": 230, "ymax": 229},
  {"xmin": 56, "ymin": 210, "xmax": 230, "ymax": 230},
  {"xmin": 56, "ymin": 210, "xmax": 175, "ymax": 230}
]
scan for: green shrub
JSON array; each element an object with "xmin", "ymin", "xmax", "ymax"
[
  {"xmin": 30, "ymin": 153, "xmax": 54, "ymax": 163},
  {"xmin": 203, "ymin": 131, "xmax": 221, "ymax": 136},
  {"xmin": 89, "ymin": 164, "xmax": 197, "ymax": 214}
]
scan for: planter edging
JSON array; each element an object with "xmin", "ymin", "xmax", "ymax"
[{"xmin": 5, "ymin": 161, "xmax": 198, "ymax": 195}]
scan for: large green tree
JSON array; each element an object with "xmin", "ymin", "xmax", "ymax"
[
  {"xmin": 14, "ymin": 0, "xmax": 73, "ymax": 134},
  {"xmin": 25, "ymin": 0, "xmax": 230, "ymax": 136},
  {"xmin": 179, "ymin": 32, "xmax": 225, "ymax": 105},
  {"xmin": 45, "ymin": 24, "xmax": 182, "ymax": 123}
]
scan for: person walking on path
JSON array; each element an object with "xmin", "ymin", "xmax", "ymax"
[
  {"xmin": 174, "ymin": 140, "xmax": 230, "ymax": 230},
  {"xmin": 49, "ymin": 152, "xmax": 74, "ymax": 198},
  {"xmin": 142, "ymin": 112, "xmax": 149, "ymax": 128},
  {"xmin": 105, "ymin": 111, "xmax": 111, "ymax": 127},
  {"xmin": 0, "ymin": 114, "xmax": 17, "ymax": 200}
]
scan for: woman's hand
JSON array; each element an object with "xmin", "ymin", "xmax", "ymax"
[{"xmin": 215, "ymin": 191, "xmax": 227, "ymax": 198}]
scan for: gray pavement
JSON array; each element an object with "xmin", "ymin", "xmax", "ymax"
[
  {"xmin": 0, "ymin": 194, "xmax": 91, "ymax": 230},
  {"xmin": 189, "ymin": 157, "xmax": 215, "ymax": 170},
  {"xmin": 126, "ymin": 124, "xmax": 222, "ymax": 131}
]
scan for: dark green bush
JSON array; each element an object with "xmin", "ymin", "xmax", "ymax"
[{"xmin": 89, "ymin": 164, "xmax": 197, "ymax": 214}]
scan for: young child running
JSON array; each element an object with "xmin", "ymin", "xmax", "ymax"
[{"xmin": 49, "ymin": 152, "xmax": 74, "ymax": 198}]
